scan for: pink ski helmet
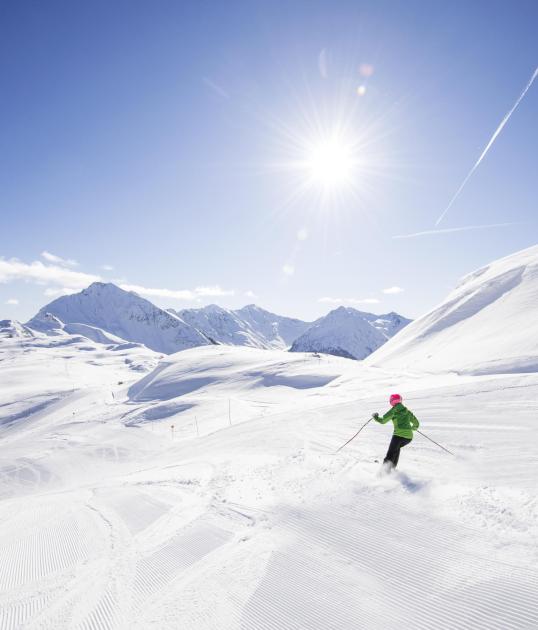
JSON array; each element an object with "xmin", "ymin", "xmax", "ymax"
[{"xmin": 389, "ymin": 393, "xmax": 402, "ymax": 406}]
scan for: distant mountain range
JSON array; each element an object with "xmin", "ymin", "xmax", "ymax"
[
  {"xmin": 8, "ymin": 243, "xmax": 538, "ymax": 374},
  {"xmin": 19, "ymin": 282, "xmax": 411, "ymax": 360}
]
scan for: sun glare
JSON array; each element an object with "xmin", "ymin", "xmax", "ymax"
[
  {"xmin": 266, "ymin": 97, "xmax": 389, "ymax": 211},
  {"xmin": 305, "ymin": 136, "xmax": 355, "ymax": 189}
]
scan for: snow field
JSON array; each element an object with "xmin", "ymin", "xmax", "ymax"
[{"xmin": 1, "ymin": 341, "xmax": 537, "ymax": 628}]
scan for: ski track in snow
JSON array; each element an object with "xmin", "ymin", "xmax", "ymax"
[{"xmin": 1, "ymin": 341, "xmax": 538, "ymax": 629}]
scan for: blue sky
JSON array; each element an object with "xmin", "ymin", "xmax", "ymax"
[{"xmin": 1, "ymin": 0, "xmax": 537, "ymax": 322}]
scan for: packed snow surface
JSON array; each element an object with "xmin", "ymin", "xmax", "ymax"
[
  {"xmin": 367, "ymin": 244, "xmax": 538, "ymax": 374},
  {"xmin": 1, "ymin": 332, "xmax": 537, "ymax": 629}
]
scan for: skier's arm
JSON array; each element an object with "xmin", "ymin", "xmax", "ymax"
[
  {"xmin": 374, "ymin": 408, "xmax": 394, "ymax": 424},
  {"xmin": 410, "ymin": 413, "xmax": 419, "ymax": 430}
]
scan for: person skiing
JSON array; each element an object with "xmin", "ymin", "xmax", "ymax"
[{"xmin": 373, "ymin": 393, "xmax": 419, "ymax": 471}]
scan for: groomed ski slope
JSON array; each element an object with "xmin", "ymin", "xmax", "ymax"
[{"xmin": 1, "ymin": 342, "xmax": 537, "ymax": 629}]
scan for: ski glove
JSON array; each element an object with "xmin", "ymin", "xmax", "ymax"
[{"xmin": 373, "ymin": 412, "xmax": 380, "ymax": 420}]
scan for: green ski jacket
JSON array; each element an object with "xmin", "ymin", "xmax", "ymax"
[{"xmin": 374, "ymin": 403, "xmax": 419, "ymax": 440}]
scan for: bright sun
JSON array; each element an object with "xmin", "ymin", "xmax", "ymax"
[{"xmin": 303, "ymin": 135, "xmax": 356, "ymax": 190}]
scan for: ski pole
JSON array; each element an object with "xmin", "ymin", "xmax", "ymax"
[
  {"xmin": 416, "ymin": 429, "xmax": 455, "ymax": 456},
  {"xmin": 335, "ymin": 417, "xmax": 373, "ymax": 453}
]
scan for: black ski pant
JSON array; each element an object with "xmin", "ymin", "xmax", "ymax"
[{"xmin": 384, "ymin": 435, "xmax": 412, "ymax": 468}]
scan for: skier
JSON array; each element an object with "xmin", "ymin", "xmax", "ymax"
[{"xmin": 373, "ymin": 393, "xmax": 419, "ymax": 472}]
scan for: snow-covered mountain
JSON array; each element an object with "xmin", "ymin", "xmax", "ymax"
[
  {"xmin": 23, "ymin": 282, "xmax": 409, "ymax": 358},
  {"xmin": 27, "ymin": 282, "xmax": 213, "ymax": 355},
  {"xmin": 367, "ymin": 244, "xmax": 538, "ymax": 374},
  {"xmin": 173, "ymin": 304, "xmax": 311, "ymax": 350},
  {"xmin": 174, "ymin": 304, "xmax": 264, "ymax": 348},
  {"xmin": 290, "ymin": 306, "xmax": 411, "ymax": 360},
  {"xmin": 235, "ymin": 304, "xmax": 311, "ymax": 348}
]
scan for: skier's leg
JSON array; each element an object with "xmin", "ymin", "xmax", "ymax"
[
  {"xmin": 383, "ymin": 435, "xmax": 399, "ymax": 469},
  {"xmin": 394, "ymin": 437, "xmax": 412, "ymax": 467},
  {"xmin": 393, "ymin": 439, "xmax": 402, "ymax": 467}
]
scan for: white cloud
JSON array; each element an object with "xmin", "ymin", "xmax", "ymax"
[
  {"xmin": 283, "ymin": 264, "xmax": 295, "ymax": 276},
  {"xmin": 0, "ymin": 258, "xmax": 101, "ymax": 290},
  {"xmin": 41, "ymin": 251, "xmax": 78, "ymax": 267},
  {"xmin": 318, "ymin": 296, "xmax": 380, "ymax": 305},
  {"xmin": 6, "ymin": 298, "xmax": 19, "ymax": 305},
  {"xmin": 0, "ymin": 255, "xmax": 234, "ymax": 305},
  {"xmin": 120, "ymin": 284, "xmax": 234, "ymax": 301},
  {"xmin": 194, "ymin": 286, "xmax": 235, "ymax": 297},
  {"xmin": 102, "ymin": 264, "xmax": 114, "ymax": 271},
  {"xmin": 297, "ymin": 228, "xmax": 309, "ymax": 241},
  {"xmin": 44, "ymin": 287, "xmax": 79, "ymax": 298},
  {"xmin": 120, "ymin": 284, "xmax": 195, "ymax": 300},
  {"xmin": 245, "ymin": 290, "xmax": 258, "ymax": 299},
  {"xmin": 382, "ymin": 286, "xmax": 404, "ymax": 295}
]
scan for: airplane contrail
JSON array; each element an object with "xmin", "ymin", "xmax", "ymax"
[
  {"xmin": 436, "ymin": 66, "xmax": 538, "ymax": 226},
  {"xmin": 393, "ymin": 222, "xmax": 521, "ymax": 240}
]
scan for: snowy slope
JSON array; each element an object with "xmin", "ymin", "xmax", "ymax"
[
  {"xmin": 175, "ymin": 304, "xmax": 312, "ymax": 350},
  {"xmin": 367, "ymin": 244, "xmax": 538, "ymax": 374},
  {"xmin": 63, "ymin": 322, "xmax": 131, "ymax": 345},
  {"xmin": 0, "ymin": 319, "xmax": 35, "ymax": 339},
  {"xmin": 1, "ymin": 339, "xmax": 537, "ymax": 629},
  {"xmin": 290, "ymin": 306, "xmax": 411, "ymax": 359},
  {"xmin": 27, "ymin": 282, "xmax": 213, "ymax": 355}
]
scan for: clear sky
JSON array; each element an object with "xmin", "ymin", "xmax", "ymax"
[{"xmin": 1, "ymin": 0, "xmax": 537, "ymax": 323}]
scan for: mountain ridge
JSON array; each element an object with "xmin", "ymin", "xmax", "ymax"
[{"xmin": 22, "ymin": 282, "xmax": 411, "ymax": 359}]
